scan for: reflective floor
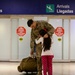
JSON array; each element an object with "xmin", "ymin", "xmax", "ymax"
[{"xmin": 0, "ymin": 62, "xmax": 75, "ymax": 75}]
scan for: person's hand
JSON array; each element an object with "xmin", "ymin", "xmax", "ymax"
[
  {"xmin": 30, "ymin": 50, "xmax": 33, "ymax": 55},
  {"xmin": 44, "ymin": 34, "xmax": 48, "ymax": 38}
]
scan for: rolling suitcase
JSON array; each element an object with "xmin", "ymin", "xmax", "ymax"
[{"xmin": 17, "ymin": 56, "xmax": 37, "ymax": 73}]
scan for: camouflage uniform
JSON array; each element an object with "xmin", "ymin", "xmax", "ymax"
[{"xmin": 30, "ymin": 21, "xmax": 55, "ymax": 75}]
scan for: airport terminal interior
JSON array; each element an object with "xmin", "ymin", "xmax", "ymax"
[
  {"xmin": 0, "ymin": 15, "xmax": 75, "ymax": 75},
  {"xmin": 0, "ymin": 0, "xmax": 75, "ymax": 75}
]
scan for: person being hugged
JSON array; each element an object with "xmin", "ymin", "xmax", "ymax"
[{"xmin": 35, "ymin": 29, "xmax": 54, "ymax": 75}]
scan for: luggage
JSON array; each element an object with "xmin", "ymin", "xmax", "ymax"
[{"xmin": 17, "ymin": 56, "xmax": 37, "ymax": 72}]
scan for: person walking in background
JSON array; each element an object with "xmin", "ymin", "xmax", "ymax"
[
  {"xmin": 35, "ymin": 29, "xmax": 54, "ymax": 75},
  {"xmin": 27, "ymin": 19, "xmax": 55, "ymax": 75}
]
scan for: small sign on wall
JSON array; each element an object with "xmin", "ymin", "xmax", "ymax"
[
  {"xmin": 55, "ymin": 27, "xmax": 64, "ymax": 37},
  {"xmin": 55, "ymin": 27, "xmax": 64, "ymax": 41},
  {"xmin": 16, "ymin": 26, "xmax": 26, "ymax": 41}
]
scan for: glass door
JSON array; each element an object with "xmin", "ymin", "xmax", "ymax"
[
  {"xmin": 48, "ymin": 19, "xmax": 63, "ymax": 60},
  {"xmin": 70, "ymin": 19, "xmax": 75, "ymax": 61},
  {"xmin": 0, "ymin": 19, "xmax": 11, "ymax": 60}
]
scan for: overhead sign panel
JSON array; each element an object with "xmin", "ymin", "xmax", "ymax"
[{"xmin": 0, "ymin": 0, "xmax": 75, "ymax": 15}]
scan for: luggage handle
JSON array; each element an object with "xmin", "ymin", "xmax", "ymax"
[{"xmin": 26, "ymin": 56, "xmax": 37, "ymax": 62}]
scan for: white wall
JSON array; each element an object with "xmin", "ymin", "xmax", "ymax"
[
  {"xmin": 34, "ymin": 17, "xmax": 47, "ymax": 21},
  {"xmin": 70, "ymin": 19, "xmax": 75, "ymax": 61},
  {"xmin": 0, "ymin": 19, "xmax": 11, "ymax": 60}
]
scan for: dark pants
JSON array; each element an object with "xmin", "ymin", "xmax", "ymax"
[
  {"xmin": 36, "ymin": 44, "xmax": 42, "ymax": 74},
  {"xmin": 37, "ymin": 57, "xmax": 42, "ymax": 73}
]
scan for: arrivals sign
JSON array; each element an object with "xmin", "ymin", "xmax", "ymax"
[
  {"xmin": 46, "ymin": 4, "xmax": 74, "ymax": 15},
  {"xmin": 0, "ymin": 0, "xmax": 75, "ymax": 15}
]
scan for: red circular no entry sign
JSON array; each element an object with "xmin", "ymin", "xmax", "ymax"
[
  {"xmin": 16, "ymin": 26, "xmax": 26, "ymax": 36},
  {"xmin": 55, "ymin": 27, "xmax": 64, "ymax": 36}
]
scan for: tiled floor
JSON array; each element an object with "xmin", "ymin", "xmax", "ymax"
[{"xmin": 0, "ymin": 62, "xmax": 75, "ymax": 75}]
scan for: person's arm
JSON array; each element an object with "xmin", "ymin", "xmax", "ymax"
[
  {"xmin": 35, "ymin": 37, "xmax": 43, "ymax": 44},
  {"xmin": 30, "ymin": 30, "xmax": 35, "ymax": 55},
  {"xmin": 43, "ymin": 21, "xmax": 55, "ymax": 36}
]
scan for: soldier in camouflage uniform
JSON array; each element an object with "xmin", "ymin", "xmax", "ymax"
[{"xmin": 27, "ymin": 19, "xmax": 55, "ymax": 75}]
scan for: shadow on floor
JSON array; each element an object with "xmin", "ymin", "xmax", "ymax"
[{"xmin": 21, "ymin": 72, "xmax": 37, "ymax": 75}]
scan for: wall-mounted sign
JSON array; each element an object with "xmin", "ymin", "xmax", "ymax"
[
  {"xmin": 16, "ymin": 26, "xmax": 26, "ymax": 36},
  {"xmin": 55, "ymin": 27, "xmax": 64, "ymax": 37},
  {"xmin": 46, "ymin": 4, "xmax": 74, "ymax": 15},
  {"xmin": 0, "ymin": 0, "xmax": 75, "ymax": 15}
]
